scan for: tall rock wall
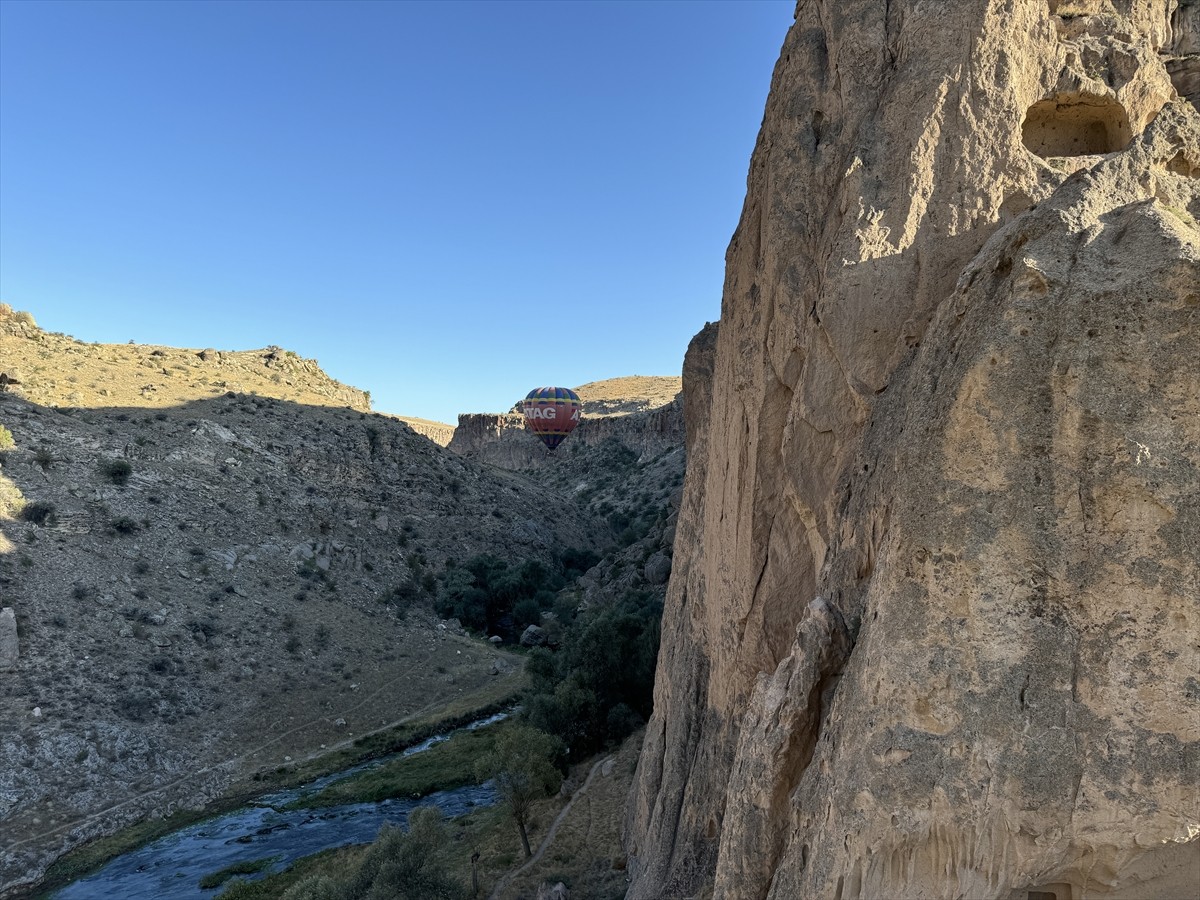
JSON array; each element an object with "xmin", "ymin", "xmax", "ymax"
[
  {"xmin": 449, "ymin": 400, "xmax": 684, "ymax": 470},
  {"xmin": 626, "ymin": 2, "xmax": 1199, "ymax": 898}
]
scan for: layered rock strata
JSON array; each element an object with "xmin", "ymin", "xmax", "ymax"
[{"xmin": 626, "ymin": 2, "xmax": 1199, "ymax": 898}]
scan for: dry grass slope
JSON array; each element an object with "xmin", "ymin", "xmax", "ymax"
[{"xmin": 573, "ymin": 376, "xmax": 681, "ymax": 417}]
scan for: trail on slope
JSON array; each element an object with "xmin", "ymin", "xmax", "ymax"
[{"xmin": 487, "ymin": 753, "xmax": 614, "ymax": 900}]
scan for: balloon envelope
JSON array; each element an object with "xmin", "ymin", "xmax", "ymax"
[{"xmin": 522, "ymin": 387, "xmax": 581, "ymax": 450}]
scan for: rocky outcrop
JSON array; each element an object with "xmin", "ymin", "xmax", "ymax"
[
  {"xmin": 392, "ymin": 415, "xmax": 456, "ymax": 447},
  {"xmin": 449, "ymin": 399, "xmax": 684, "ymax": 470},
  {"xmin": 571, "ymin": 398, "xmax": 683, "ymax": 459},
  {"xmin": 450, "ymin": 412, "xmax": 544, "ymax": 468},
  {"xmin": 626, "ymin": 3, "xmax": 1198, "ymax": 899}
]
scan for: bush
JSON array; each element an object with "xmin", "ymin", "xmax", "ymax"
[
  {"xmin": 111, "ymin": 516, "xmax": 140, "ymax": 534},
  {"xmin": 0, "ymin": 425, "xmax": 13, "ymax": 450},
  {"xmin": 278, "ymin": 808, "xmax": 467, "ymax": 900},
  {"xmin": 19, "ymin": 501, "xmax": 56, "ymax": 526},
  {"xmin": 314, "ymin": 624, "xmax": 331, "ymax": 651},
  {"xmin": 100, "ymin": 459, "xmax": 132, "ymax": 485},
  {"xmin": 389, "ymin": 579, "xmax": 421, "ymax": 606}
]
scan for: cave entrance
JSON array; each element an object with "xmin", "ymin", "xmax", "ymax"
[
  {"xmin": 1014, "ymin": 883, "xmax": 1074, "ymax": 900},
  {"xmin": 1021, "ymin": 94, "xmax": 1132, "ymax": 157},
  {"xmin": 1027, "ymin": 883, "xmax": 1075, "ymax": 897}
]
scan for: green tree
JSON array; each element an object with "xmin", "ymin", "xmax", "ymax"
[
  {"xmin": 473, "ymin": 725, "xmax": 563, "ymax": 859},
  {"xmin": 523, "ymin": 590, "xmax": 662, "ymax": 755}
]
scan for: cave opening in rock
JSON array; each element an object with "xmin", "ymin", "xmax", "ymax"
[
  {"xmin": 1023, "ymin": 882, "xmax": 1074, "ymax": 900},
  {"xmin": 1022, "ymin": 94, "xmax": 1132, "ymax": 157}
]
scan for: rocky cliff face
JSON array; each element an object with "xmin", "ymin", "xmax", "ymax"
[
  {"xmin": 626, "ymin": 3, "xmax": 1198, "ymax": 899},
  {"xmin": 448, "ymin": 388, "xmax": 685, "ymax": 470},
  {"xmin": 391, "ymin": 415, "xmax": 456, "ymax": 447}
]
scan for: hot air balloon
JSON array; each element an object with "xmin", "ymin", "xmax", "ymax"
[{"xmin": 522, "ymin": 387, "xmax": 582, "ymax": 450}]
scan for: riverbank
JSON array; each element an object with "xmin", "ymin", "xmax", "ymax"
[
  {"xmin": 31, "ymin": 674, "xmax": 524, "ymax": 899},
  {"xmin": 210, "ymin": 729, "xmax": 643, "ymax": 900}
]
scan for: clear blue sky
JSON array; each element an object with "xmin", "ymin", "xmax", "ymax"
[{"xmin": 1, "ymin": 0, "xmax": 793, "ymax": 424}]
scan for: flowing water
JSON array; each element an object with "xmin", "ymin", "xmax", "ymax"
[{"xmin": 52, "ymin": 713, "xmax": 509, "ymax": 899}]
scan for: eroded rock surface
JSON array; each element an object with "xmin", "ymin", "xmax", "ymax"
[{"xmin": 626, "ymin": 2, "xmax": 1199, "ymax": 898}]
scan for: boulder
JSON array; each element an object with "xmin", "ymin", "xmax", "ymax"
[
  {"xmin": 519, "ymin": 625, "xmax": 548, "ymax": 647},
  {"xmin": 643, "ymin": 552, "xmax": 672, "ymax": 586}
]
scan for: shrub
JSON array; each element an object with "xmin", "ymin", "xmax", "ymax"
[
  {"xmin": 115, "ymin": 690, "xmax": 155, "ymax": 722},
  {"xmin": 0, "ymin": 426, "xmax": 13, "ymax": 450},
  {"xmin": 277, "ymin": 809, "xmax": 466, "ymax": 899},
  {"xmin": 111, "ymin": 516, "xmax": 140, "ymax": 534},
  {"xmin": 19, "ymin": 501, "xmax": 56, "ymax": 526},
  {"xmin": 33, "ymin": 448, "xmax": 54, "ymax": 470},
  {"xmin": 314, "ymin": 624, "xmax": 330, "ymax": 651},
  {"xmin": 100, "ymin": 459, "xmax": 132, "ymax": 485},
  {"xmin": 386, "ymin": 580, "xmax": 421, "ymax": 617}
]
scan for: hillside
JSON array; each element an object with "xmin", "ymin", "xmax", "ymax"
[
  {"xmin": 573, "ymin": 376, "xmax": 681, "ymax": 418},
  {"xmin": 0, "ymin": 306, "xmax": 615, "ymax": 894},
  {"xmin": 0, "ymin": 307, "xmax": 370, "ymax": 413},
  {"xmin": 0, "ymin": 304, "xmax": 699, "ymax": 896}
]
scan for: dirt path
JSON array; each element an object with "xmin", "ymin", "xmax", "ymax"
[{"xmin": 487, "ymin": 753, "xmax": 614, "ymax": 900}]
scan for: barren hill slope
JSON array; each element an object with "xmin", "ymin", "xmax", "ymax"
[
  {"xmin": 0, "ymin": 306, "xmax": 370, "ymax": 413},
  {"xmin": 573, "ymin": 375, "xmax": 681, "ymax": 417},
  {"xmin": 0, "ymin": 308, "xmax": 608, "ymax": 894}
]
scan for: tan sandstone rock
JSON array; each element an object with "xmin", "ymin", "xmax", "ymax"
[{"xmin": 626, "ymin": 2, "xmax": 1199, "ymax": 899}]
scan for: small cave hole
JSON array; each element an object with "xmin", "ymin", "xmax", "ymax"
[
  {"xmin": 1013, "ymin": 883, "xmax": 1074, "ymax": 900},
  {"xmin": 1166, "ymin": 152, "xmax": 1199, "ymax": 178},
  {"xmin": 1022, "ymin": 94, "xmax": 1131, "ymax": 157}
]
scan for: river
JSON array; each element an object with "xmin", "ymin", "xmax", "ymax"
[{"xmin": 52, "ymin": 712, "xmax": 509, "ymax": 899}]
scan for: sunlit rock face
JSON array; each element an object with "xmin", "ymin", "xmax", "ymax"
[{"xmin": 625, "ymin": 1, "xmax": 1199, "ymax": 898}]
